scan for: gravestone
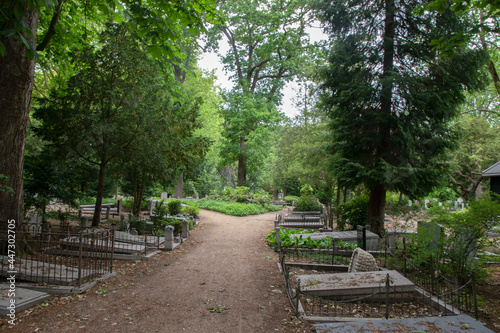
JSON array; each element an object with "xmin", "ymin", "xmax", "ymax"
[
  {"xmin": 161, "ymin": 192, "xmax": 168, "ymax": 199},
  {"xmin": 417, "ymin": 221, "xmax": 443, "ymax": 250},
  {"xmin": 80, "ymin": 216, "xmax": 89, "ymax": 228},
  {"xmin": 120, "ymin": 215, "xmax": 127, "ymax": 231},
  {"xmin": 164, "ymin": 225, "xmax": 174, "ymax": 250},
  {"xmin": 130, "ymin": 228, "xmax": 138, "ymax": 236},
  {"xmin": 275, "ymin": 227, "xmax": 281, "ymax": 246},
  {"xmin": 181, "ymin": 220, "xmax": 189, "ymax": 239},
  {"xmin": 408, "ymin": 199, "xmax": 412, "ymax": 206},
  {"xmin": 30, "ymin": 215, "xmax": 42, "ymax": 226},
  {"xmin": 348, "ymin": 248, "xmax": 379, "ymax": 272},
  {"xmin": 424, "ymin": 199, "xmax": 429, "ymax": 209}
]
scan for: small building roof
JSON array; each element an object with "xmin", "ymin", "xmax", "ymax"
[{"xmin": 483, "ymin": 160, "xmax": 500, "ymax": 177}]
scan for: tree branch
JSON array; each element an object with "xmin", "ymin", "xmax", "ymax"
[{"xmin": 37, "ymin": 1, "xmax": 64, "ymax": 52}]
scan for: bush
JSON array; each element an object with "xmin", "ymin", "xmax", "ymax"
[
  {"xmin": 181, "ymin": 205, "xmax": 199, "ymax": 216},
  {"xmin": 337, "ymin": 194, "xmax": 369, "ymax": 230},
  {"xmin": 168, "ymin": 200, "xmax": 182, "ymax": 215},
  {"xmin": 129, "ymin": 219, "xmax": 147, "ymax": 234},
  {"xmin": 193, "ymin": 199, "xmax": 282, "ymax": 216},
  {"xmin": 153, "ymin": 200, "xmax": 168, "ymax": 216},
  {"xmin": 153, "ymin": 217, "xmax": 182, "ymax": 235},
  {"xmin": 284, "ymin": 196, "xmax": 300, "ymax": 205},
  {"xmin": 294, "ymin": 196, "xmax": 323, "ymax": 212}
]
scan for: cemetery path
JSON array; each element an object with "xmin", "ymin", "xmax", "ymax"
[{"xmin": 2, "ymin": 208, "xmax": 314, "ymax": 333}]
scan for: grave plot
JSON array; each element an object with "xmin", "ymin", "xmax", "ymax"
[
  {"xmin": 296, "ymin": 270, "xmax": 415, "ymax": 298},
  {"xmin": 288, "ymin": 230, "xmax": 380, "ymax": 251},
  {"xmin": 0, "ymin": 224, "xmax": 113, "ymax": 288}
]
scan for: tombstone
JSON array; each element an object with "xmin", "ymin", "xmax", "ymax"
[
  {"xmin": 454, "ymin": 201, "xmax": 458, "ymax": 210},
  {"xmin": 117, "ymin": 199, "xmax": 122, "ymax": 214},
  {"xmin": 148, "ymin": 199, "xmax": 155, "ymax": 215},
  {"xmin": 105, "ymin": 207, "xmax": 111, "ymax": 220},
  {"xmin": 181, "ymin": 220, "xmax": 189, "ymax": 238},
  {"xmin": 408, "ymin": 200, "xmax": 412, "ymax": 207},
  {"xmin": 30, "ymin": 215, "xmax": 42, "ymax": 227},
  {"xmin": 130, "ymin": 228, "xmax": 138, "ymax": 236},
  {"xmin": 119, "ymin": 215, "xmax": 129, "ymax": 232},
  {"xmin": 164, "ymin": 225, "xmax": 174, "ymax": 250},
  {"xmin": 80, "ymin": 216, "xmax": 89, "ymax": 228},
  {"xmin": 417, "ymin": 221, "xmax": 443, "ymax": 250},
  {"xmin": 424, "ymin": 199, "xmax": 429, "ymax": 209},
  {"xmin": 457, "ymin": 197, "xmax": 464, "ymax": 210},
  {"xmin": 348, "ymin": 248, "xmax": 379, "ymax": 272},
  {"xmin": 128, "ymin": 213, "xmax": 133, "ymax": 220},
  {"xmin": 161, "ymin": 192, "xmax": 169, "ymax": 199}
]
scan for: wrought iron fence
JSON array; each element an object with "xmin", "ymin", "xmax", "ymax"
[
  {"xmin": 279, "ymin": 239, "xmax": 478, "ymax": 319},
  {"xmin": 0, "ymin": 222, "xmax": 114, "ymax": 287}
]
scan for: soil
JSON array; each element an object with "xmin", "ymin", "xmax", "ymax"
[{"xmin": 0, "ymin": 208, "xmax": 315, "ymax": 332}]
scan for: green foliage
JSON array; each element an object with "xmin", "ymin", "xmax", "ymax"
[
  {"xmin": 181, "ymin": 205, "xmax": 199, "ymax": 216},
  {"xmin": 266, "ymin": 228, "xmax": 358, "ymax": 250},
  {"xmin": 193, "ymin": 199, "xmax": 281, "ymax": 216},
  {"xmin": 409, "ymin": 196, "xmax": 500, "ymax": 281},
  {"xmin": 337, "ymin": 195, "xmax": 369, "ymax": 231},
  {"xmin": 300, "ymin": 184, "xmax": 314, "ymax": 196},
  {"xmin": 128, "ymin": 219, "xmax": 147, "ymax": 235},
  {"xmin": 153, "ymin": 217, "xmax": 183, "ymax": 235},
  {"xmin": 294, "ymin": 196, "xmax": 323, "ymax": 212},
  {"xmin": 284, "ymin": 196, "xmax": 300, "ymax": 205},
  {"xmin": 153, "ymin": 200, "xmax": 168, "ymax": 217},
  {"xmin": 167, "ymin": 200, "xmax": 182, "ymax": 215},
  {"xmin": 206, "ymin": 187, "xmax": 272, "ymax": 206}
]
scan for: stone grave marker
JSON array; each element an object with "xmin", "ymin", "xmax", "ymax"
[{"xmin": 417, "ymin": 221, "xmax": 443, "ymax": 250}]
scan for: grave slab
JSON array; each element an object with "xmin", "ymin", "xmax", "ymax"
[
  {"xmin": 297, "ymin": 270, "xmax": 414, "ymax": 297},
  {"xmin": 0, "ymin": 284, "xmax": 50, "ymax": 315},
  {"xmin": 0, "ymin": 256, "xmax": 106, "ymax": 285},
  {"xmin": 314, "ymin": 314, "xmax": 494, "ymax": 333}
]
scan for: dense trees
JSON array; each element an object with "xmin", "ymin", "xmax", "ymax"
[
  {"xmin": 315, "ymin": 0, "xmax": 488, "ymax": 234},
  {"xmin": 0, "ymin": 0, "xmax": 216, "ymax": 224}
]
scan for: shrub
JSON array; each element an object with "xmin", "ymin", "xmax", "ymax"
[
  {"xmin": 128, "ymin": 219, "xmax": 146, "ymax": 234},
  {"xmin": 168, "ymin": 200, "xmax": 182, "ymax": 215},
  {"xmin": 337, "ymin": 194, "xmax": 369, "ymax": 230},
  {"xmin": 181, "ymin": 205, "xmax": 199, "ymax": 216},
  {"xmin": 284, "ymin": 196, "xmax": 300, "ymax": 205},
  {"xmin": 300, "ymin": 184, "xmax": 314, "ymax": 196},
  {"xmin": 193, "ymin": 199, "xmax": 281, "ymax": 216},
  {"xmin": 153, "ymin": 200, "xmax": 168, "ymax": 217},
  {"xmin": 153, "ymin": 217, "xmax": 182, "ymax": 235},
  {"xmin": 294, "ymin": 195, "xmax": 323, "ymax": 212}
]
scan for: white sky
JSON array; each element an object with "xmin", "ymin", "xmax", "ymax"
[{"xmin": 198, "ymin": 26, "xmax": 327, "ymax": 119}]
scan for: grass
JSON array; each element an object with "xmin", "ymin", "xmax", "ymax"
[{"xmin": 190, "ymin": 199, "xmax": 282, "ymax": 216}]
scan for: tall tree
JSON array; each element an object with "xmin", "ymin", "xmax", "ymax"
[
  {"xmin": 315, "ymin": 0, "xmax": 487, "ymax": 234},
  {"xmin": 0, "ymin": 0, "xmax": 216, "ymax": 225},
  {"xmin": 210, "ymin": 0, "xmax": 314, "ymax": 186},
  {"xmin": 34, "ymin": 24, "xmax": 173, "ymax": 226}
]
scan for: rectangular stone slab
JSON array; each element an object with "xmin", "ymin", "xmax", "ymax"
[
  {"xmin": 297, "ymin": 270, "xmax": 414, "ymax": 297},
  {"xmin": 314, "ymin": 314, "xmax": 494, "ymax": 333},
  {"xmin": 60, "ymin": 237, "xmax": 145, "ymax": 254},
  {"xmin": 0, "ymin": 284, "xmax": 50, "ymax": 315}
]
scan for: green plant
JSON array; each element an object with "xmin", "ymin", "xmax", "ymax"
[
  {"xmin": 153, "ymin": 200, "xmax": 168, "ymax": 217},
  {"xmin": 300, "ymin": 184, "xmax": 314, "ymax": 196},
  {"xmin": 153, "ymin": 217, "xmax": 182, "ymax": 235},
  {"xmin": 181, "ymin": 205, "xmax": 199, "ymax": 216},
  {"xmin": 284, "ymin": 196, "xmax": 300, "ymax": 205},
  {"xmin": 192, "ymin": 199, "xmax": 281, "ymax": 216},
  {"xmin": 337, "ymin": 194, "xmax": 369, "ymax": 230},
  {"xmin": 294, "ymin": 196, "xmax": 323, "ymax": 212},
  {"xmin": 128, "ymin": 219, "xmax": 147, "ymax": 234},
  {"xmin": 168, "ymin": 200, "xmax": 182, "ymax": 215}
]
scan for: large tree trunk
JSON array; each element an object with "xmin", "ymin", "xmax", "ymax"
[
  {"xmin": 0, "ymin": 4, "xmax": 38, "ymax": 226},
  {"xmin": 237, "ymin": 135, "xmax": 247, "ymax": 186},
  {"xmin": 92, "ymin": 161, "xmax": 107, "ymax": 226},
  {"xmin": 367, "ymin": 184, "xmax": 386, "ymax": 236},
  {"xmin": 174, "ymin": 172, "xmax": 184, "ymax": 198}
]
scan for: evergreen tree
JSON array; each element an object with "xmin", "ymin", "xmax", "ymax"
[{"xmin": 315, "ymin": 0, "xmax": 487, "ymax": 234}]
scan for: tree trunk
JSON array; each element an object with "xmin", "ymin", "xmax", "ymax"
[
  {"xmin": 237, "ymin": 135, "xmax": 247, "ymax": 186},
  {"xmin": 92, "ymin": 161, "xmax": 107, "ymax": 226},
  {"xmin": 0, "ymin": 4, "xmax": 38, "ymax": 226},
  {"xmin": 174, "ymin": 172, "xmax": 184, "ymax": 198},
  {"xmin": 367, "ymin": 184, "xmax": 386, "ymax": 236}
]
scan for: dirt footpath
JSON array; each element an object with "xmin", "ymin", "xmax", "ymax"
[{"xmin": 1, "ymin": 209, "xmax": 314, "ymax": 333}]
